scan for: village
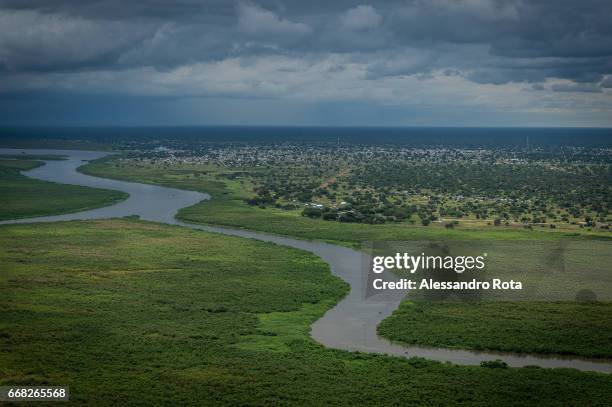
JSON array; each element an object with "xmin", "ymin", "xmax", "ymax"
[{"xmin": 111, "ymin": 141, "xmax": 611, "ymax": 230}]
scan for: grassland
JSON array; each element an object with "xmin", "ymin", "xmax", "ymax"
[
  {"xmin": 79, "ymin": 156, "xmax": 612, "ymax": 363},
  {"xmin": 0, "ymin": 158, "xmax": 128, "ymax": 221},
  {"xmin": 378, "ymin": 301, "xmax": 612, "ymax": 358},
  {"xmin": 80, "ymin": 156, "xmax": 609, "ymax": 248},
  {"xmin": 2, "ymin": 219, "xmax": 612, "ymax": 406}
]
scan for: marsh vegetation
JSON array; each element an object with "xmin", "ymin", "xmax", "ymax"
[
  {"xmin": 0, "ymin": 158, "xmax": 127, "ymax": 220},
  {"xmin": 1, "ymin": 220, "xmax": 611, "ymax": 406}
]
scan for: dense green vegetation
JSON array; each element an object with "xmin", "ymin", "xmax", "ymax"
[
  {"xmin": 81, "ymin": 156, "xmax": 610, "ymax": 247},
  {"xmin": 0, "ymin": 158, "xmax": 128, "ymax": 220},
  {"xmin": 2, "ymin": 220, "xmax": 611, "ymax": 406},
  {"xmin": 80, "ymin": 155, "xmax": 612, "ymax": 362},
  {"xmin": 178, "ymin": 194, "xmax": 592, "ymax": 247},
  {"xmin": 349, "ymin": 157, "xmax": 610, "ymax": 225},
  {"xmin": 378, "ymin": 301, "xmax": 612, "ymax": 358},
  {"xmin": 0, "ymin": 159, "xmax": 44, "ymax": 171}
]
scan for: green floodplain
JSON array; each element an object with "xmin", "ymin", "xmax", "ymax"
[
  {"xmin": 2, "ymin": 219, "xmax": 612, "ymax": 406},
  {"xmin": 378, "ymin": 301, "xmax": 612, "ymax": 359},
  {"xmin": 0, "ymin": 152, "xmax": 611, "ymax": 405},
  {"xmin": 0, "ymin": 158, "xmax": 127, "ymax": 221},
  {"xmin": 77, "ymin": 156, "xmax": 612, "ymax": 357}
]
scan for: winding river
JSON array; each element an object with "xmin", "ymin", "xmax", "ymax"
[{"xmin": 1, "ymin": 148, "xmax": 611, "ymax": 374}]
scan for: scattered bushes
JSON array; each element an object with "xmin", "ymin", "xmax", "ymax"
[{"xmin": 480, "ymin": 360, "xmax": 508, "ymax": 369}]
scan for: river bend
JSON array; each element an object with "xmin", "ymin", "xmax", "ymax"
[{"xmin": 1, "ymin": 148, "xmax": 610, "ymax": 373}]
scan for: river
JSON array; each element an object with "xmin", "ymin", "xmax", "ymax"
[{"xmin": 1, "ymin": 148, "xmax": 610, "ymax": 373}]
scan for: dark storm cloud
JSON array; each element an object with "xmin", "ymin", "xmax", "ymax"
[
  {"xmin": 0, "ymin": 0, "xmax": 611, "ymax": 87},
  {"xmin": 551, "ymin": 83, "xmax": 603, "ymax": 93},
  {"xmin": 601, "ymin": 76, "xmax": 612, "ymax": 88}
]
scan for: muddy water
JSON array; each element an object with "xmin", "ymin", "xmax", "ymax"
[{"xmin": 1, "ymin": 148, "xmax": 610, "ymax": 373}]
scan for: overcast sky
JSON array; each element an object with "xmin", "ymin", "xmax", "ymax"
[{"xmin": 1, "ymin": 0, "xmax": 611, "ymax": 126}]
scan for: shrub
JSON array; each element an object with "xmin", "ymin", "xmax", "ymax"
[
  {"xmin": 322, "ymin": 212, "xmax": 337, "ymax": 221},
  {"xmin": 339, "ymin": 212, "xmax": 357, "ymax": 222},
  {"xmin": 480, "ymin": 360, "xmax": 508, "ymax": 369},
  {"xmin": 302, "ymin": 207, "xmax": 322, "ymax": 218}
]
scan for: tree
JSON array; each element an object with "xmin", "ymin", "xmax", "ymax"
[
  {"xmin": 322, "ymin": 212, "xmax": 337, "ymax": 221},
  {"xmin": 339, "ymin": 212, "xmax": 357, "ymax": 223},
  {"xmin": 302, "ymin": 207, "xmax": 322, "ymax": 218}
]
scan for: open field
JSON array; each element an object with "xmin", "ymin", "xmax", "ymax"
[
  {"xmin": 0, "ymin": 158, "xmax": 128, "ymax": 221},
  {"xmin": 2, "ymin": 219, "xmax": 611, "ymax": 406},
  {"xmin": 378, "ymin": 301, "xmax": 612, "ymax": 359}
]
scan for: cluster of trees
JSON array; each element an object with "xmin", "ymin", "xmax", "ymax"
[
  {"xmin": 349, "ymin": 159, "xmax": 610, "ymax": 225},
  {"xmin": 301, "ymin": 205, "xmax": 413, "ymax": 224}
]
